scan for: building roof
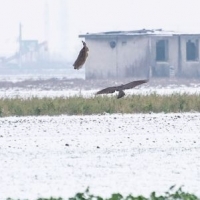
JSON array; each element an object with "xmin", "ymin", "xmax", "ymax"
[{"xmin": 79, "ymin": 29, "xmax": 200, "ymax": 39}]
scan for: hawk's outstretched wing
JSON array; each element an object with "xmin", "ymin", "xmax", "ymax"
[
  {"xmin": 96, "ymin": 86, "xmax": 118, "ymax": 95},
  {"xmin": 119, "ymin": 79, "xmax": 148, "ymax": 90},
  {"xmin": 96, "ymin": 79, "xmax": 148, "ymax": 98},
  {"xmin": 73, "ymin": 41, "xmax": 89, "ymax": 70}
]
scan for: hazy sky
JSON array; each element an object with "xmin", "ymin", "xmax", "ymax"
[{"xmin": 1, "ymin": 0, "xmax": 200, "ymax": 61}]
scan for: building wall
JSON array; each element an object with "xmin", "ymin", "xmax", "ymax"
[
  {"xmin": 85, "ymin": 38, "xmax": 117, "ymax": 79},
  {"xmin": 150, "ymin": 36, "xmax": 179, "ymax": 77},
  {"xmin": 85, "ymin": 34, "xmax": 200, "ymax": 79},
  {"xmin": 150, "ymin": 35, "xmax": 200, "ymax": 77},
  {"xmin": 117, "ymin": 36, "xmax": 150, "ymax": 78},
  {"xmin": 85, "ymin": 36, "xmax": 150, "ymax": 79},
  {"xmin": 179, "ymin": 35, "xmax": 200, "ymax": 77}
]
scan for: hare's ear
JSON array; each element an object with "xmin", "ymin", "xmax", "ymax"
[{"xmin": 82, "ymin": 41, "xmax": 86, "ymax": 46}]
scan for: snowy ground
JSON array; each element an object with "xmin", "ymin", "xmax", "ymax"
[
  {"xmin": 0, "ymin": 72, "xmax": 200, "ymax": 99},
  {"xmin": 0, "ymin": 72, "xmax": 200, "ymax": 199},
  {"xmin": 1, "ymin": 113, "xmax": 200, "ymax": 199},
  {"xmin": 1, "ymin": 84, "xmax": 200, "ymax": 99}
]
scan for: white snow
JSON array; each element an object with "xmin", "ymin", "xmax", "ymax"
[
  {"xmin": 1, "ymin": 84, "xmax": 200, "ymax": 99},
  {"xmin": 1, "ymin": 74, "xmax": 200, "ymax": 199},
  {"xmin": 1, "ymin": 73, "xmax": 200, "ymax": 99},
  {"xmin": 0, "ymin": 113, "xmax": 200, "ymax": 199}
]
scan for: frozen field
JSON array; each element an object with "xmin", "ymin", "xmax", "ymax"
[
  {"xmin": 0, "ymin": 74, "xmax": 200, "ymax": 99},
  {"xmin": 1, "ymin": 73, "xmax": 200, "ymax": 199},
  {"xmin": 1, "ymin": 113, "xmax": 200, "ymax": 199},
  {"xmin": 1, "ymin": 84, "xmax": 200, "ymax": 99}
]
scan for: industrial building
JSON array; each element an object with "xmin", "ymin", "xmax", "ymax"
[
  {"xmin": 80, "ymin": 29, "xmax": 200, "ymax": 79},
  {"xmin": 0, "ymin": 0, "xmax": 71, "ymax": 69}
]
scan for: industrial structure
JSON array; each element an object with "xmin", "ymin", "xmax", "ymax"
[
  {"xmin": 0, "ymin": 0, "xmax": 70, "ymax": 69},
  {"xmin": 80, "ymin": 29, "xmax": 200, "ymax": 79}
]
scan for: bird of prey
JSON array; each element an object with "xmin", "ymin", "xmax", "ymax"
[
  {"xmin": 96, "ymin": 79, "xmax": 148, "ymax": 99},
  {"xmin": 73, "ymin": 41, "xmax": 89, "ymax": 70}
]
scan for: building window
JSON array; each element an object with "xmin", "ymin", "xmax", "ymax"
[
  {"xmin": 156, "ymin": 40, "xmax": 168, "ymax": 61},
  {"xmin": 186, "ymin": 40, "xmax": 199, "ymax": 61}
]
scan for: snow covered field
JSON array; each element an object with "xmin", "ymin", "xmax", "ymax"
[
  {"xmin": 0, "ymin": 74, "xmax": 200, "ymax": 99},
  {"xmin": 0, "ymin": 73, "xmax": 200, "ymax": 199},
  {"xmin": 1, "ymin": 84, "xmax": 200, "ymax": 99},
  {"xmin": 1, "ymin": 113, "xmax": 200, "ymax": 199}
]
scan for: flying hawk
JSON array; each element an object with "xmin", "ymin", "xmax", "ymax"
[
  {"xmin": 73, "ymin": 41, "xmax": 89, "ymax": 70},
  {"xmin": 96, "ymin": 79, "xmax": 148, "ymax": 99}
]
